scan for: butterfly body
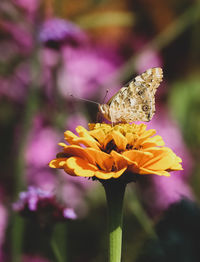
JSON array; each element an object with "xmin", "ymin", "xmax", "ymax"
[{"xmin": 98, "ymin": 67, "xmax": 163, "ymax": 123}]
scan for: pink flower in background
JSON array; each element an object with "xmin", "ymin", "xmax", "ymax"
[
  {"xmin": 13, "ymin": 186, "xmax": 77, "ymax": 222},
  {"xmin": 1, "ymin": 21, "xmax": 33, "ymax": 53},
  {"xmin": 58, "ymin": 46, "xmax": 120, "ymax": 100},
  {"xmin": 0, "ymin": 62, "xmax": 30, "ymax": 102},
  {"xmin": 136, "ymin": 105, "xmax": 194, "ymax": 217},
  {"xmin": 66, "ymin": 113, "xmax": 88, "ymax": 132},
  {"xmin": 25, "ymin": 117, "xmax": 60, "ymax": 191},
  {"xmin": 14, "ymin": 0, "xmax": 39, "ymax": 15},
  {"xmin": 135, "ymin": 48, "xmax": 163, "ymax": 74},
  {"xmin": 39, "ymin": 18, "xmax": 88, "ymax": 48},
  {"xmin": 25, "ymin": 116, "xmax": 96, "ymax": 216}
]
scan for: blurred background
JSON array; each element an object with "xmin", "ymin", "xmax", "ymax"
[{"xmin": 1, "ymin": 0, "xmax": 200, "ymax": 261}]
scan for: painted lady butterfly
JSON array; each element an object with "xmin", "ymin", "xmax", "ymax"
[{"xmin": 98, "ymin": 67, "xmax": 163, "ymax": 123}]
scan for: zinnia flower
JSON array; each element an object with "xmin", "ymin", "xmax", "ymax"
[{"xmin": 49, "ymin": 123, "xmax": 182, "ymax": 180}]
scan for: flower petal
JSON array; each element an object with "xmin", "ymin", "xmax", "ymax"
[
  {"xmin": 142, "ymin": 147, "xmax": 178, "ymax": 170},
  {"xmin": 141, "ymin": 135, "xmax": 165, "ymax": 148},
  {"xmin": 49, "ymin": 158, "xmax": 67, "ymax": 168},
  {"xmin": 84, "ymin": 148, "xmax": 114, "ymax": 171},
  {"xmin": 94, "ymin": 167, "xmax": 127, "ymax": 179},
  {"xmin": 61, "ymin": 145, "xmax": 96, "ymax": 165},
  {"xmin": 123, "ymin": 150, "xmax": 153, "ymax": 165},
  {"xmin": 65, "ymin": 157, "xmax": 98, "ymax": 177},
  {"xmin": 111, "ymin": 150, "xmax": 133, "ymax": 170}
]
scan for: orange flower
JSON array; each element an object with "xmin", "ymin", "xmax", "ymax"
[{"xmin": 49, "ymin": 123, "xmax": 183, "ymax": 180}]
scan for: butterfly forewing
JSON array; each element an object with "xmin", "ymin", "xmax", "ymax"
[{"xmin": 99, "ymin": 67, "xmax": 163, "ymax": 123}]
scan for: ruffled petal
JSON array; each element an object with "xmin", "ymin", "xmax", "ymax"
[
  {"xmin": 65, "ymin": 157, "xmax": 98, "ymax": 177},
  {"xmin": 84, "ymin": 148, "xmax": 114, "ymax": 171},
  {"xmin": 111, "ymin": 150, "xmax": 133, "ymax": 170},
  {"xmin": 94, "ymin": 167, "xmax": 127, "ymax": 179},
  {"xmin": 49, "ymin": 158, "xmax": 67, "ymax": 168},
  {"xmin": 142, "ymin": 147, "xmax": 177, "ymax": 170},
  {"xmin": 61, "ymin": 145, "xmax": 96, "ymax": 165}
]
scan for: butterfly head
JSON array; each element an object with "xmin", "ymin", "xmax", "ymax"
[{"xmin": 98, "ymin": 104, "xmax": 111, "ymax": 121}]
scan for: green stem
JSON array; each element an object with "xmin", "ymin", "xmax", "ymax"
[
  {"xmin": 103, "ymin": 181, "xmax": 126, "ymax": 262},
  {"xmin": 50, "ymin": 237, "xmax": 63, "ymax": 262}
]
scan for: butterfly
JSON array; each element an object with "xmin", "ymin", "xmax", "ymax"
[{"xmin": 98, "ymin": 67, "xmax": 163, "ymax": 124}]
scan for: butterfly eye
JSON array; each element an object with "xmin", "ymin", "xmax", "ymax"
[
  {"xmin": 142, "ymin": 105, "xmax": 149, "ymax": 112},
  {"xmin": 137, "ymin": 89, "xmax": 144, "ymax": 96}
]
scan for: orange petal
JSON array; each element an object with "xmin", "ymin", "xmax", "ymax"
[
  {"xmin": 111, "ymin": 131, "xmax": 127, "ymax": 151},
  {"xmin": 64, "ymin": 130, "xmax": 79, "ymax": 144},
  {"xmin": 65, "ymin": 157, "xmax": 98, "ymax": 177},
  {"xmin": 88, "ymin": 129, "xmax": 106, "ymax": 144},
  {"xmin": 134, "ymin": 129, "xmax": 156, "ymax": 147},
  {"xmin": 94, "ymin": 167, "xmax": 127, "ymax": 180},
  {"xmin": 84, "ymin": 148, "xmax": 114, "ymax": 171},
  {"xmin": 62, "ymin": 145, "xmax": 96, "ymax": 165},
  {"xmin": 138, "ymin": 167, "xmax": 171, "ymax": 176},
  {"xmin": 141, "ymin": 135, "xmax": 165, "ymax": 148},
  {"xmin": 111, "ymin": 150, "xmax": 133, "ymax": 170},
  {"xmin": 49, "ymin": 158, "xmax": 67, "ymax": 168},
  {"xmin": 142, "ymin": 147, "xmax": 177, "ymax": 170},
  {"xmin": 123, "ymin": 150, "xmax": 153, "ymax": 165}
]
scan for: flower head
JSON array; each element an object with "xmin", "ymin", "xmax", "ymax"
[
  {"xmin": 13, "ymin": 187, "xmax": 77, "ymax": 224},
  {"xmin": 39, "ymin": 18, "xmax": 87, "ymax": 49},
  {"xmin": 49, "ymin": 123, "xmax": 182, "ymax": 181}
]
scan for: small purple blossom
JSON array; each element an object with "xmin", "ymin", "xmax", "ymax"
[
  {"xmin": 63, "ymin": 208, "xmax": 77, "ymax": 220},
  {"xmin": 39, "ymin": 18, "xmax": 87, "ymax": 48},
  {"xmin": 13, "ymin": 186, "xmax": 77, "ymax": 223}
]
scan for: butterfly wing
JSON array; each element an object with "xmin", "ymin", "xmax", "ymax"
[{"xmin": 107, "ymin": 67, "xmax": 163, "ymax": 123}]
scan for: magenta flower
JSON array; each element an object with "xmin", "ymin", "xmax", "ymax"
[
  {"xmin": 13, "ymin": 0, "xmax": 39, "ymax": 15},
  {"xmin": 39, "ymin": 18, "xmax": 88, "ymax": 48},
  {"xmin": 13, "ymin": 186, "xmax": 77, "ymax": 222},
  {"xmin": 1, "ymin": 21, "xmax": 33, "ymax": 53},
  {"xmin": 135, "ymin": 48, "xmax": 163, "ymax": 74},
  {"xmin": 58, "ymin": 46, "xmax": 120, "ymax": 99},
  {"xmin": 24, "ymin": 116, "xmax": 95, "ymax": 216}
]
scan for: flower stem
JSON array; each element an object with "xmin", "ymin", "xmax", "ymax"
[
  {"xmin": 50, "ymin": 237, "xmax": 63, "ymax": 262},
  {"xmin": 103, "ymin": 180, "xmax": 126, "ymax": 262}
]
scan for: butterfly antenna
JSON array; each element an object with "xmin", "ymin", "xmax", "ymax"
[
  {"xmin": 102, "ymin": 89, "xmax": 109, "ymax": 104},
  {"xmin": 70, "ymin": 94, "xmax": 99, "ymax": 105}
]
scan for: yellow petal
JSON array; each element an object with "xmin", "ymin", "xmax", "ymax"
[
  {"xmin": 49, "ymin": 158, "xmax": 67, "ymax": 168},
  {"xmin": 65, "ymin": 157, "xmax": 98, "ymax": 177},
  {"xmin": 142, "ymin": 147, "xmax": 176, "ymax": 170},
  {"xmin": 139, "ymin": 167, "xmax": 171, "ymax": 176},
  {"xmin": 85, "ymin": 148, "xmax": 114, "ymax": 171},
  {"xmin": 111, "ymin": 150, "xmax": 133, "ymax": 170},
  {"xmin": 94, "ymin": 167, "xmax": 127, "ymax": 180},
  {"xmin": 62, "ymin": 145, "xmax": 96, "ymax": 165}
]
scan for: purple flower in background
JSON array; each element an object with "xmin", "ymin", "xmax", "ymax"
[
  {"xmin": 135, "ymin": 48, "xmax": 163, "ymax": 74},
  {"xmin": 39, "ymin": 18, "xmax": 88, "ymax": 48},
  {"xmin": 58, "ymin": 46, "xmax": 120, "ymax": 99},
  {"xmin": 0, "ymin": 62, "xmax": 31, "ymax": 102},
  {"xmin": 0, "ymin": 198, "xmax": 8, "ymax": 262},
  {"xmin": 24, "ymin": 117, "xmax": 60, "ymax": 191},
  {"xmin": 66, "ymin": 113, "xmax": 88, "ymax": 132},
  {"xmin": 24, "ymin": 116, "xmax": 95, "ymax": 216},
  {"xmin": 136, "ymin": 105, "xmax": 194, "ymax": 217},
  {"xmin": 13, "ymin": 186, "xmax": 77, "ymax": 223},
  {"xmin": 14, "ymin": 0, "xmax": 39, "ymax": 16},
  {"xmin": 1, "ymin": 21, "xmax": 33, "ymax": 53}
]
